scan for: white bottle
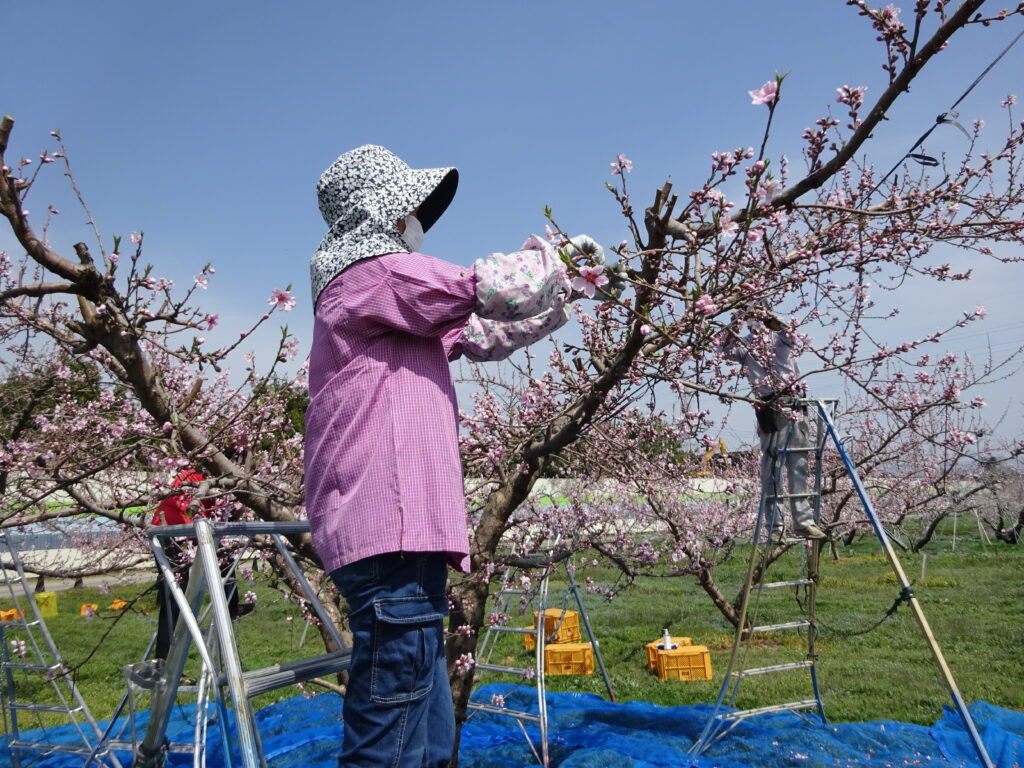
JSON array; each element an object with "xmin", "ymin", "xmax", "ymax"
[{"xmin": 659, "ymin": 628, "xmax": 676, "ymax": 650}]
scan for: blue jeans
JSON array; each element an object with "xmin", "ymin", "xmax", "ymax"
[
  {"xmin": 758, "ymin": 413, "xmax": 814, "ymax": 532},
  {"xmin": 331, "ymin": 553, "xmax": 455, "ymax": 768}
]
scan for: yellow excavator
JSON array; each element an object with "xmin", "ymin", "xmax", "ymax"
[{"xmin": 692, "ymin": 438, "xmax": 729, "ymax": 477}]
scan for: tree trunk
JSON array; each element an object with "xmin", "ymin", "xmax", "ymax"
[
  {"xmin": 696, "ymin": 566, "xmax": 741, "ymax": 628},
  {"xmin": 910, "ymin": 509, "xmax": 952, "ymax": 552},
  {"xmin": 446, "ymin": 572, "xmax": 491, "ymax": 768},
  {"xmin": 993, "ymin": 505, "xmax": 1024, "ymax": 544}
]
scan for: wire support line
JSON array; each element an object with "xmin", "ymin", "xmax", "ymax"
[{"xmin": 869, "ymin": 24, "xmax": 1024, "ymax": 199}]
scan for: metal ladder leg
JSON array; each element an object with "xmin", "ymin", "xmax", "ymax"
[
  {"xmin": 691, "ymin": 405, "xmax": 828, "ymax": 754},
  {"xmin": 470, "ymin": 552, "xmax": 553, "ymax": 767},
  {"xmin": 815, "ymin": 402, "xmax": 994, "ymax": 768},
  {"xmin": 564, "ymin": 564, "xmax": 615, "ymax": 703},
  {"xmin": 0, "ymin": 529, "xmax": 122, "ymax": 768},
  {"xmin": 469, "ymin": 539, "xmax": 615, "ymax": 767},
  {"xmin": 135, "ymin": 535, "xmax": 223, "ymax": 768},
  {"xmin": 133, "ymin": 521, "xmax": 352, "ymax": 768}
]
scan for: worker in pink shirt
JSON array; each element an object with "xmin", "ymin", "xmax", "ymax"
[{"xmin": 305, "ymin": 145, "xmax": 592, "ymax": 767}]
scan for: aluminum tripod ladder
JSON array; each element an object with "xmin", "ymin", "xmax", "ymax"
[
  {"xmin": 0, "ymin": 528, "xmax": 122, "ymax": 768},
  {"xmin": 121, "ymin": 519, "xmax": 351, "ymax": 768},
  {"xmin": 468, "ymin": 546, "xmax": 615, "ymax": 768},
  {"xmin": 691, "ymin": 400, "xmax": 995, "ymax": 768},
  {"xmin": 690, "ymin": 398, "xmax": 831, "ymax": 754}
]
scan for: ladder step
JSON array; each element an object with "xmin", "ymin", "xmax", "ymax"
[
  {"xmin": 6, "ymin": 740, "xmax": 101, "ymax": 756},
  {"xmin": 755, "ymin": 579, "xmax": 813, "ymax": 589},
  {"xmin": 732, "ymin": 661, "xmax": 814, "ymax": 678},
  {"xmin": 466, "ymin": 702, "xmax": 541, "ymax": 722},
  {"xmin": 1, "ymin": 661, "xmax": 60, "ymax": 672},
  {"xmin": 9, "ymin": 702, "xmax": 84, "ymax": 714},
  {"xmin": 0, "ymin": 576, "xmax": 24, "ymax": 585},
  {"xmin": 765, "ymin": 492, "xmax": 818, "ymax": 500},
  {"xmin": 0, "ymin": 619, "xmax": 41, "ymax": 630},
  {"xmin": 242, "ymin": 649, "xmax": 351, "ymax": 698},
  {"xmin": 106, "ymin": 738, "xmax": 214, "ymax": 756},
  {"xmin": 487, "ymin": 626, "xmax": 536, "ymax": 635},
  {"xmin": 717, "ymin": 699, "xmax": 820, "ymax": 721},
  {"xmin": 475, "ymin": 662, "xmax": 533, "ymax": 676},
  {"xmin": 749, "ymin": 620, "xmax": 810, "ymax": 634}
]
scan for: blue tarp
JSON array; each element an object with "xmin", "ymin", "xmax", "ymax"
[{"xmin": 3, "ymin": 684, "xmax": 1021, "ymax": 767}]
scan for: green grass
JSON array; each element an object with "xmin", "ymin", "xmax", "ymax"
[
  {"xmin": 0, "ymin": 579, "xmax": 331, "ymax": 729},
  {"xmin": 489, "ymin": 525, "xmax": 1024, "ymax": 726},
  {"xmin": 3, "ymin": 521, "xmax": 1021, "ymax": 734}
]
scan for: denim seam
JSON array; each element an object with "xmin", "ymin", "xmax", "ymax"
[{"xmin": 388, "ymin": 699, "xmax": 411, "ymax": 768}]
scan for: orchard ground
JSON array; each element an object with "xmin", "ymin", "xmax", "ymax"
[{"xmin": 4, "ymin": 516, "xmax": 1020, "ymax": 734}]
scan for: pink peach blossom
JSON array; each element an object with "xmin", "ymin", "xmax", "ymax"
[
  {"xmin": 749, "ymin": 81, "xmax": 778, "ymax": 105},
  {"xmin": 572, "ymin": 265, "xmax": 610, "ymax": 299},
  {"xmin": 268, "ymin": 288, "xmax": 296, "ymax": 312},
  {"xmin": 694, "ymin": 294, "xmax": 718, "ymax": 314},
  {"xmin": 610, "ymin": 154, "xmax": 633, "ymax": 174}
]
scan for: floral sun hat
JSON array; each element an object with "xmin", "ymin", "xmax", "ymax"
[{"xmin": 310, "ymin": 144, "xmax": 459, "ymax": 306}]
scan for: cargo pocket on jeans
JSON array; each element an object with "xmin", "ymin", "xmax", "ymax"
[{"xmin": 370, "ymin": 595, "xmax": 447, "ymax": 705}]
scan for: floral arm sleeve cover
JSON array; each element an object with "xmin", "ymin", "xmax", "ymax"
[
  {"xmin": 461, "ymin": 291, "xmax": 570, "ymax": 362},
  {"xmin": 473, "ymin": 235, "xmax": 571, "ymax": 321}
]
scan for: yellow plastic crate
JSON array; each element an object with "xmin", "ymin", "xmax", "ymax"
[
  {"xmin": 523, "ymin": 625, "xmax": 538, "ymax": 651},
  {"xmin": 543, "ymin": 642, "xmax": 594, "ymax": 676},
  {"xmin": 523, "ymin": 609, "xmax": 581, "ymax": 650},
  {"xmin": 34, "ymin": 591, "xmax": 57, "ymax": 617},
  {"xmin": 654, "ymin": 644, "xmax": 713, "ymax": 682},
  {"xmin": 645, "ymin": 636, "xmax": 692, "ymax": 670}
]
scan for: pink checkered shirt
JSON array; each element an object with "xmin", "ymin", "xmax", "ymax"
[{"xmin": 305, "ymin": 251, "xmax": 475, "ymax": 574}]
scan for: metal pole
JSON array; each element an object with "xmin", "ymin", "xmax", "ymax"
[
  {"xmin": 0, "ymin": 623, "xmax": 21, "ymax": 768},
  {"xmin": 194, "ymin": 519, "xmax": 265, "ymax": 768},
  {"xmin": 136, "ymin": 547, "xmax": 210, "ymax": 768},
  {"xmin": 536, "ymin": 568, "xmax": 550, "ymax": 768},
  {"xmin": 808, "ymin": 401, "xmax": 828, "ymax": 723},
  {"xmin": 816, "ymin": 403, "xmax": 994, "ymax": 768},
  {"xmin": 690, "ymin": 448, "xmax": 774, "ymax": 753},
  {"xmin": 806, "ymin": 538, "xmax": 826, "ymax": 724},
  {"xmin": 270, "ymin": 533, "xmax": 345, "ymax": 651},
  {"xmin": 564, "ymin": 565, "xmax": 615, "ymax": 702}
]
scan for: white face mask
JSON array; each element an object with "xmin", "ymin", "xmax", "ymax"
[{"xmin": 401, "ymin": 214, "xmax": 425, "ymax": 252}]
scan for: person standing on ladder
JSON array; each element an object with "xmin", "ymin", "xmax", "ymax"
[
  {"xmin": 720, "ymin": 309, "xmax": 827, "ymax": 542},
  {"xmin": 305, "ymin": 145, "xmax": 602, "ymax": 768}
]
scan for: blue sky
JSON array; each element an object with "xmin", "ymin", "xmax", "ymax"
[{"xmin": 4, "ymin": 1, "xmax": 1023, "ymax": 444}]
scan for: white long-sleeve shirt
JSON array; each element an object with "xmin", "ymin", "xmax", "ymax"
[{"xmin": 720, "ymin": 328, "xmax": 802, "ymax": 398}]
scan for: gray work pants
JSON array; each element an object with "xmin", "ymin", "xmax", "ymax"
[{"xmin": 758, "ymin": 412, "xmax": 815, "ymax": 533}]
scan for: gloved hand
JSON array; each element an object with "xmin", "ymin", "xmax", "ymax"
[
  {"xmin": 562, "ymin": 235, "xmax": 629, "ymax": 301},
  {"xmin": 604, "ymin": 262, "xmax": 629, "ymax": 298},
  {"xmin": 561, "ymin": 234, "xmax": 605, "ymax": 266}
]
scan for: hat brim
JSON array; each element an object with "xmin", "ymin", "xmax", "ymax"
[{"xmin": 416, "ymin": 168, "xmax": 458, "ymax": 232}]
